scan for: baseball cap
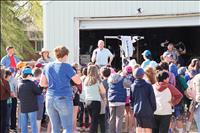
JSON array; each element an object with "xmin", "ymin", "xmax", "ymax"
[
  {"xmin": 133, "ymin": 67, "xmax": 144, "ymax": 78},
  {"xmin": 6, "ymin": 46, "xmax": 14, "ymax": 52},
  {"xmin": 142, "ymin": 50, "xmax": 151, "ymax": 57},
  {"xmin": 35, "ymin": 63, "xmax": 44, "ymax": 68},
  {"xmin": 178, "ymin": 67, "xmax": 187, "ymax": 75},
  {"xmin": 125, "ymin": 66, "xmax": 132, "ymax": 73},
  {"xmin": 163, "ymin": 52, "xmax": 172, "ymax": 58},
  {"xmin": 22, "ymin": 68, "xmax": 33, "ymax": 75},
  {"xmin": 39, "ymin": 48, "xmax": 49, "ymax": 55},
  {"xmin": 128, "ymin": 59, "xmax": 137, "ymax": 66},
  {"xmin": 8, "ymin": 67, "xmax": 15, "ymax": 73}
]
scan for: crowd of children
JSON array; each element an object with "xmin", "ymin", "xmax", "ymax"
[{"xmin": 1, "ymin": 43, "xmax": 200, "ymax": 133}]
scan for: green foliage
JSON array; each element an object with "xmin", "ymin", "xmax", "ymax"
[
  {"xmin": 1, "ymin": 1, "xmax": 43, "ymax": 60},
  {"xmin": 29, "ymin": 1, "xmax": 43, "ymax": 31}
]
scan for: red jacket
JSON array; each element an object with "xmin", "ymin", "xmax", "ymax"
[
  {"xmin": 0, "ymin": 79, "xmax": 11, "ymax": 100},
  {"xmin": 154, "ymin": 82, "xmax": 183, "ymax": 106}
]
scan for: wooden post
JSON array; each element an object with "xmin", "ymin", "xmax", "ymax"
[{"xmin": 136, "ymin": 40, "xmax": 139, "ymax": 64}]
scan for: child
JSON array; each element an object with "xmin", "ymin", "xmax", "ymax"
[
  {"xmin": 84, "ymin": 65, "xmax": 106, "ymax": 133},
  {"xmin": 18, "ymin": 67, "xmax": 42, "ymax": 133},
  {"xmin": 32, "ymin": 67, "xmax": 45, "ymax": 133},
  {"xmin": 4, "ymin": 69, "xmax": 12, "ymax": 133},
  {"xmin": 71, "ymin": 64, "xmax": 82, "ymax": 132},
  {"xmin": 131, "ymin": 67, "xmax": 156, "ymax": 133},
  {"xmin": 100, "ymin": 66, "xmax": 111, "ymax": 133},
  {"xmin": 108, "ymin": 72, "xmax": 131, "ymax": 133},
  {"xmin": 153, "ymin": 70, "xmax": 182, "ymax": 133},
  {"xmin": 77, "ymin": 67, "xmax": 90, "ymax": 132},
  {"xmin": 7, "ymin": 67, "xmax": 18, "ymax": 132},
  {"xmin": 123, "ymin": 66, "xmax": 135, "ymax": 133},
  {"xmin": 169, "ymin": 64, "xmax": 189, "ymax": 133}
]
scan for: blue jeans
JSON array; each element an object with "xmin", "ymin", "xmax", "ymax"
[
  {"xmin": 194, "ymin": 105, "xmax": 200, "ymax": 132},
  {"xmin": 20, "ymin": 111, "xmax": 38, "ymax": 133},
  {"xmin": 46, "ymin": 95, "xmax": 73, "ymax": 133}
]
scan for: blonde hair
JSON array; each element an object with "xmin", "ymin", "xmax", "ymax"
[
  {"xmin": 144, "ymin": 67, "xmax": 156, "ymax": 84},
  {"xmin": 85, "ymin": 65, "xmax": 100, "ymax": 86}
]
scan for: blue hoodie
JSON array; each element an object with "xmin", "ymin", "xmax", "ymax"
[
  {"xmin": 108, "ymin": 74, "xmax": 127, "ymax": 103},
  {"xmin": 131, "ymin": 79, "xmax": 156, "ymax": 118},
  {"xmin": 169, "ymin": 63, "xmax": 178, "ymax": 77}
]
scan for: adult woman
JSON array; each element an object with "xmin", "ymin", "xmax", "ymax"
[
  {"xmin": 0, "ymin": 68, "xmax": 11, "ymax": 133},
  {"xmin": 39, "ymin": 46, "xmax": 81, "ymax": 133},
  {"xmin": 37, "ymin": 48, "xmax": 53, "ymax": 65},
  {"xmin": 84, "ymin": 65, "xmax": 106, "ymax": 133}
]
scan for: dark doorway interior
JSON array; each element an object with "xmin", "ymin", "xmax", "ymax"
[{"xmin": 80, "ymin": 27, "xmax": 200, "ymax": 70}]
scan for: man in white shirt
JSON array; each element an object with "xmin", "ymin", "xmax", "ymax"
[{"xmin": 91, "ymin": 40, "xmax": 114, "ymax": 67}]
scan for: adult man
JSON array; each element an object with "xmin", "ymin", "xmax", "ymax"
[
  {"xmin": 91, "ymin": 40, "xmax": 113, "ymax": 67},
  {"xmin": 163, "ymin": 43, "xmax": 178, "ymax": 63},
  {"xmin": 141, "ymin": 50, "xmax": 157, "ymax": 70},
  {"xmin": 1, "ymin": 46, "xmax": 20, "ymax": 69}
]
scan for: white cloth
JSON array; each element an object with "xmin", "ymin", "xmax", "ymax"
[
  {"xmin": 153, "ymin": 87, "xmax": 173, "ymax": 115},
  {"xmin": 109, "ymin": 102, "xmax": 125, "ymax": 107},
  {"xmin": 92, "ymin": 48, "xmax": 113, "ymax": 66},
  {"xmin": 120, "ymin": 36, "xmax": 134, "ymax": 58},
  {"xmin": 128, "ymin": 59, "xmax": 137, "ymax": 66}
]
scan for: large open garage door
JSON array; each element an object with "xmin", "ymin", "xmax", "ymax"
[
  {"xmin": 79, "ymin": 15, "xmax": 200, "ymax": 69},
  {"xmin": 79, "ymin": 14, "xmax": 200, "ymax": 30}
]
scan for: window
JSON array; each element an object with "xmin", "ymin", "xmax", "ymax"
[
  {"xmin": 29, "ymin": 31, "xmax": 36, "ymax": 39},
  {"xmin": 35, "ymin": 41, "xmax": 43, "ymax": 51}
]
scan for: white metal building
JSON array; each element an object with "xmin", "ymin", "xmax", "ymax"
[{"xmin": 43, "ymin": 1, "xmax": 200, "ymax": 64}]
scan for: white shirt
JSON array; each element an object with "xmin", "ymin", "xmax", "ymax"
[
  {"xmin": 120, "ymin": 36, "xmax": 134, "ymax": 58},
  {"xmin": 92, "ymin": 48, "xmax": 113, "ymax": 66},
  {"xmin": 84, "ymin": 82, "xmax": 101, "ymax": 101},
  {"xmin": 153, "ymin": 87, "xmax": 172, "ymax": 115}
]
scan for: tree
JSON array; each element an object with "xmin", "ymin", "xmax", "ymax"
[{"xmin": 1, "ymin": 1, "xmax": 43, "ymax": 60}]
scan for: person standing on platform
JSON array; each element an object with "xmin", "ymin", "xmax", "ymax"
[{"xmin": 91, "ymin": 40, "xmax": 114, "ymax": 67}]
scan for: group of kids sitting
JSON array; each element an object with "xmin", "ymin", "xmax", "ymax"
[{"xmin": 1, "ymin": 49, "xmax": 200, "ymax": 133}]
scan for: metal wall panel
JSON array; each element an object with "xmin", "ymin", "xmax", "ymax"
[{"xmin": 43, "ymin": 1, "xmax": 200, "ymax": 63}]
